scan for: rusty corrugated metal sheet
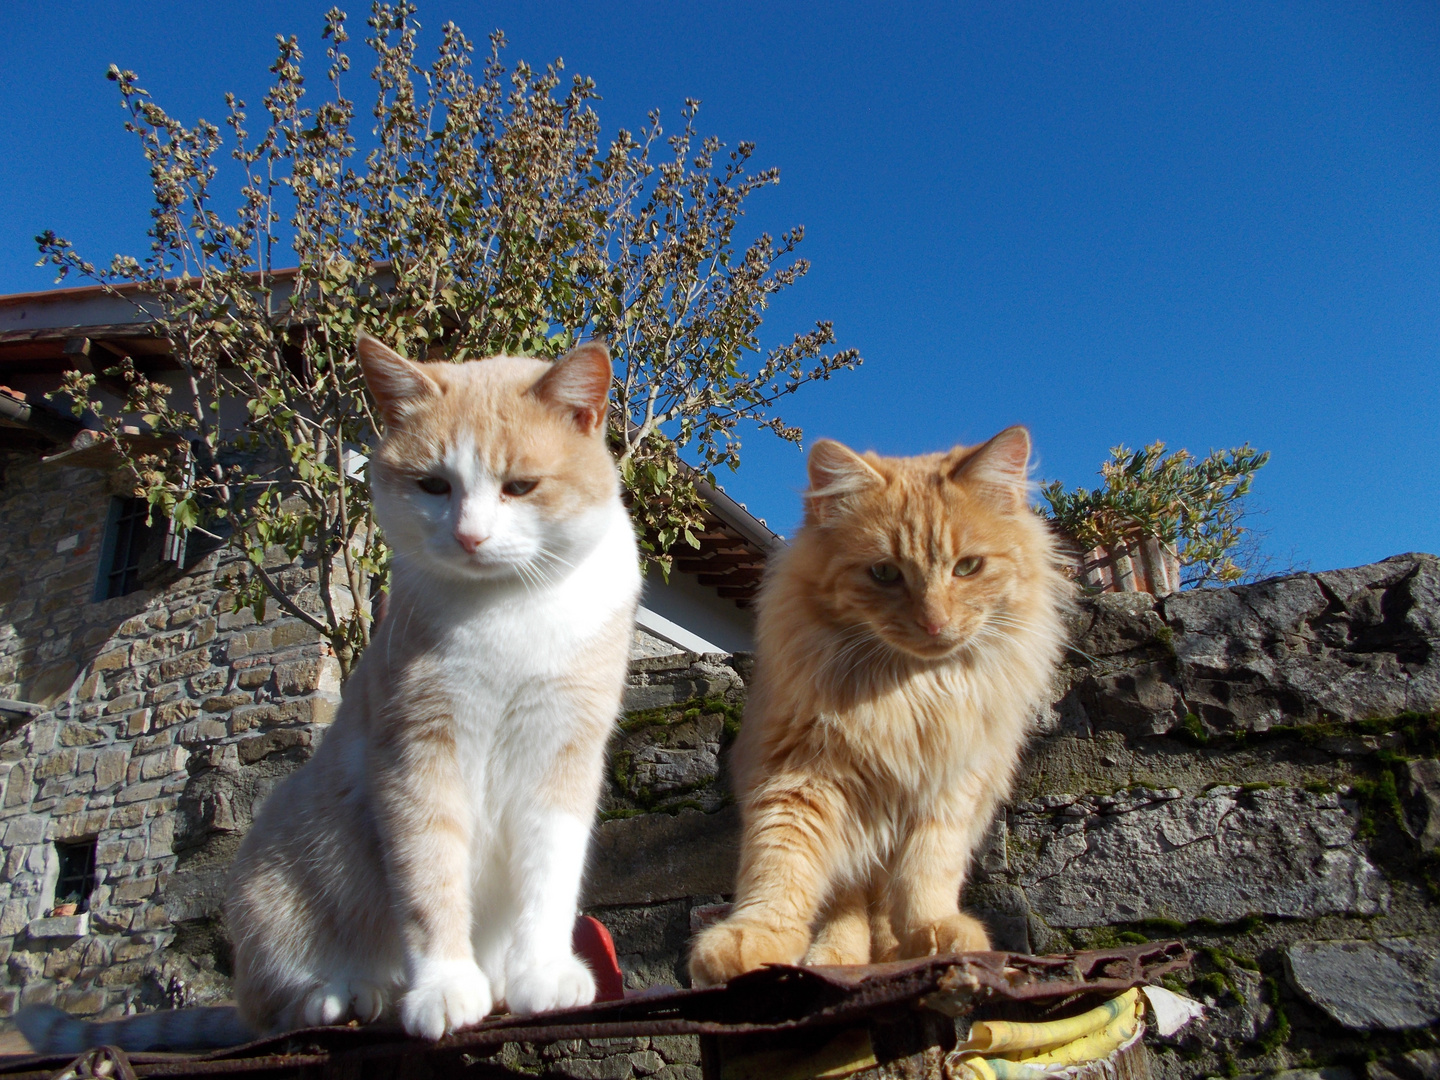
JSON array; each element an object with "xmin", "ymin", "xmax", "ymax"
[{"xmin": 2, "ymin": 943, "xmax": 1189, "ymax": 1080}]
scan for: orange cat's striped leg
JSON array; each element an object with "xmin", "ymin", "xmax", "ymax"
[
  {"xmin": 888, "ymin": 816, "xmax": 992, "ymax": 959},
  {"xmin": 688, "ymin": 778, "xmax": 845, "ymax": 986},
  {"xmin": 804, "ymin": 882, "xmax": 871, "ymax": 966},
  {"xmin": 868, "ymin": 877, "xmax": 902, "ymax": 963},
  {"xmin": 371, "ymin": 719, "xmax": 492, "ymax": 1039}
]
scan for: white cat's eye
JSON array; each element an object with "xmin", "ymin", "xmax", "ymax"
[
  {"xmin": 417, "ymin": 476, "xmax": 451, "ymax": 496},
  {"xmin": 869, "ymin": 563, "xmax": 901, "ymax": 584},
  {"xmin": 953, "ymin": 556, "xmax": 984, "ymax": 577},
  {"xmin": 502, "ymin": 479, "xmax": 539, "ymax": 497}
]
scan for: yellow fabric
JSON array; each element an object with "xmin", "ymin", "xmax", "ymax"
[
  {"xmin": 954, "ymin": 988, "xmax": 1140, "ymax": 1056},
  {"xmin": 1010, "ymin": 998, "xmax": 1140, "ymax": 1065},
  {"xmin": 951, "ymin": 1057, "xmax": 1046, "ymax": 1080},
  {"xmin": 948, "ymin": 989, "xmax": 1144, "ymax": 1079}
]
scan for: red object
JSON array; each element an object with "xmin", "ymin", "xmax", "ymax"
[{"xmin": 572, "ymin": 915, "xmax": 625, "ymax": 1002}]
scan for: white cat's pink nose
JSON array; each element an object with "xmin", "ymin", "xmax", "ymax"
[{"xmin": 454, "ymin": 531, "xmax": 488, "ymax": 553}]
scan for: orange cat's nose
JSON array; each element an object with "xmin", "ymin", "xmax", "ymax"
[
  {"xmin": 918, "ymin": 619, "xmax": 945, "ymax": 636},
  {"xmin": 454, "ymin": 531, "xmax": 488, "ymax": 553}
]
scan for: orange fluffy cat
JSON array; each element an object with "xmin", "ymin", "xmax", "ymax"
[{"xmin": 689, "ymin": 428, "xmax": 1068, "ymax": 985}]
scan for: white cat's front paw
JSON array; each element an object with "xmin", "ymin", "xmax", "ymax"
[
  {"xmin": 505, "ymin": 955, "xmax": 596, "ymax": 1016},
  {"xmin": 400, "ymin": 959, "xmax": 492, "ymax": 1040},
  {"xmin": 302, "ymin": 977, "xmax": 385, "ymax": 1026}
]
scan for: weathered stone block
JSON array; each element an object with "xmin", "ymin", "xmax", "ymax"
[
  {"xmin": 584, "ymin": 807, "xmax": 740, "ymax": 907},
  {"xmin": 274, "ymin": 658, "xmax": 328, "ymax": 695},
  {"xmin": 34, "ymin": 749, "xmax": 78, "ymax": 780},
  {"xmin": 0, "ymin": 899, "xmax": 34, "ymax": 936},
  {"xmin": 94, "ymin": 750, "xmax": 129, "ymax": 791},
  {"xmin": 169, "ymin": 603, "xmax": 207, "ymax": 626},
  {"xmin": 2, "ymin": 762, "xmax": 33, "ymax": 808},
  {"xmin": 648, "ymin": 1036, "xmax": 702, "ymax": 1066},
  {"xmin": 107, "ymin": 804, "xmax": 144, "ymax": 829},
  {"xmin": 188, "ymin": 669, "xmax": 229, "ymax": 695},
  {"xmin": 114, "ymin": 781, "xmax": 162, "ymax": 806},
  {"xmin": 58, "ymin": 722, "xmax": 105, "ymax": 748},
  {"xmin": 2, "ymin": 817, "xmax": 44, "ymax": 846},
  {"xmin": 269, "ymin": 620, "xmax": 318, "ymax": 649},
  {"xmin": 202, "ymin": 692, "xmax": 252, "ymax": 714},
  {"xmin": 552, "ymin": 1055, "xmax": 635, "ymax": 1080},
  {"xmin": 139, "ymin": 746, "xmax": 189, "ymax": 781},
  {"xmin": 159, "ymin": 649, "xmax": 212, "ymax": 682},
  {"xmin": 103, "ymin": 692, "xmax": 143, "ymax": 715},
  {"xmin": 1285, "ymin": 937, "xmax": 1440, "ymax": 1030},
  {"xmin": 179, "ymin": 719, "xmax": 228, "ymax": 744},
  {"xmin": 1406, "ymin": 759, "xmax": 1440, "ymax": 854},
  {"xmin": 153, "ymin": 700, "xmax": 199, "ymax": 729},
  {"xmin": 91, "ymin": 647, "xmax": 130, "ymax": 672},
  {"xmin": 236, "ymin": 728, "xmax": 311, "ymax": 765},
  {"xmin": 27, "ymin": 912, "xmax": 89, "ymax": 940},
  {"xmin": 51, "ymin": 809, "xmax": 108, "ymax": 841},
  {"xmin": 1365, "ymin": 1050, "xmax": 1440, "ymax": 1080},
  {"xmin": 235, "ymin": 666, "xmax": 272, "ymax": 690},
  {"xmin": 56, "ymin": 987, "xmax": 106, "ymax": 1015},
  {"xmin": 1012, "ymin": 786, "xmax": 1388, "ymax": 926},
  {"xmin": 1163, "ymin": 553, "xmax": 1440, "ymax": 729},
  {"xmin": 606, "ymin": 711, "xmax": 727, "ymax": 816},
  {"xmin": 112, "ymin": 876, "xmax": 158, "ymax": 903}
]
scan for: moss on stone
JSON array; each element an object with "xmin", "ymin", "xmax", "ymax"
[
  {"xmin": 1176, "ymin": 712, "xmax": 1210, "ymax": 746},
  {"xmin": 1254, "ymin": 976, "xmax": 1291, "ymax": 1055}
]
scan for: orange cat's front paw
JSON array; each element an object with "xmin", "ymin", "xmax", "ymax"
[
  {"xmin": 688, "ymin": 919, "xmax": 807, "ymax": 987},
  {"xmin": 903, "ymin": 912, "xmax": 992, "ymax": 958}
]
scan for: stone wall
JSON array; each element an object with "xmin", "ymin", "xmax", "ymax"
[
  {"xmin": 581, "ymin": 554, "xmax": 1440, "ymax": 1080},
  {"xmin": 0, "ymin": 452, "xmax": 340, "ymax": 1019},
  {"xmin": 3, "ymin": 452, "xmax": 1437, "ymax": 1080}
]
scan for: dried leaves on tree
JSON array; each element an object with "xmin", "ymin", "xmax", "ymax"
[{"xmin": 37, "ymin": 3, "xmax": 859, "ymax": 674}]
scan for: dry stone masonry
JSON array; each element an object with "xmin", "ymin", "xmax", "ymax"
[
  {"xmin": 1, "ymin": 441, "xmax": 1437, "ymax": 1078},
  {"xmin": 0, "ymin": 453, "xmax": 340, "ymax": 1018}
]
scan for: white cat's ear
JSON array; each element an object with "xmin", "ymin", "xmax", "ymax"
[
  {"xmin": 806, "ymin": 439, "xmax": 885, "ymax": 523},
  {"xmin": 357, "ymin": 332, "xmax": 437, "ymax": 424},
  {"xmin": 532, "ymin": 340, "xmax": 612, "ymax": 435},
  {"xmin": 949, "ymin": 425, "xmax": 1031, "ymax": 506}
]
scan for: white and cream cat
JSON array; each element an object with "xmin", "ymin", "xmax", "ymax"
[{"xmin": 21, "ymin": 335, "xmax": 641, "ymax": 1052}]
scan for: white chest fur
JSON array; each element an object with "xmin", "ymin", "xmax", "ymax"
[{"xmin": 398, "ymin": 502, "xmax": 639, "ymax": 802}]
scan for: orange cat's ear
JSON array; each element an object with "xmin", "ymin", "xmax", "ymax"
[
  {"xmin": 949, "ymin": 425, "xmax": 1031, "ymax": 507},
  {"xmin": 806, "ymin": 439, "xmax": 885, "ymax": 524},
  {"xmin": 357, "ymin": 332, "xmax": 438, "ymax": 425},
  {"xmin": 532, "ymin": 341, "xmax": 612, "ymax": 435}
]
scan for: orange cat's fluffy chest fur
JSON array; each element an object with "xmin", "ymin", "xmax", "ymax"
[{"xmin": 690, "ymin": 427, "xmax": 1070, "ymax": 986}]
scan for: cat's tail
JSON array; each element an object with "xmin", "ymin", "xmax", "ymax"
[{"xmin": 16, "ymin": 1004, "xmax": 255, "ymax": 1055}]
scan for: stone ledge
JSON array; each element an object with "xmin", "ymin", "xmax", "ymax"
[{"xmin": 26, "ymin": 911, "xmax": 89, "ymax": 939}]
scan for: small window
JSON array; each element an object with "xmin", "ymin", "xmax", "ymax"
[
  {"xmin": 96, "ymin": 496, "xmax": 165, "ymax": 600},
  {"xmin": 54, "ymin": 839, "xmax": 97, "ymax": 914}
]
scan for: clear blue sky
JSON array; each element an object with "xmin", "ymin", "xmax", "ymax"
[{"xmin": 3, "ymin": 2, "xmax": 1436, "ymax": 575}]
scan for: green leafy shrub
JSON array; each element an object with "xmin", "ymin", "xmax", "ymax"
[{"xmin": 1041, "ymin": 442, "xmax": 1269, "ymax": 588}]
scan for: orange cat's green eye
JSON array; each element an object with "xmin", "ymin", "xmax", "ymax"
[
  {"xmin": 502, "ymin": 479, "xmax": 539, "ymax": 497},
  {"xmin": 953, "ymin": 556, "xmax": 983, "ymax": 577},
  {"xmin": 869, "ymin": 563, "xmax": 901, "ymax": 584},
  {"xmin": 417, "ymin": 476, "xmax": 451, "ymax": 495}
]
